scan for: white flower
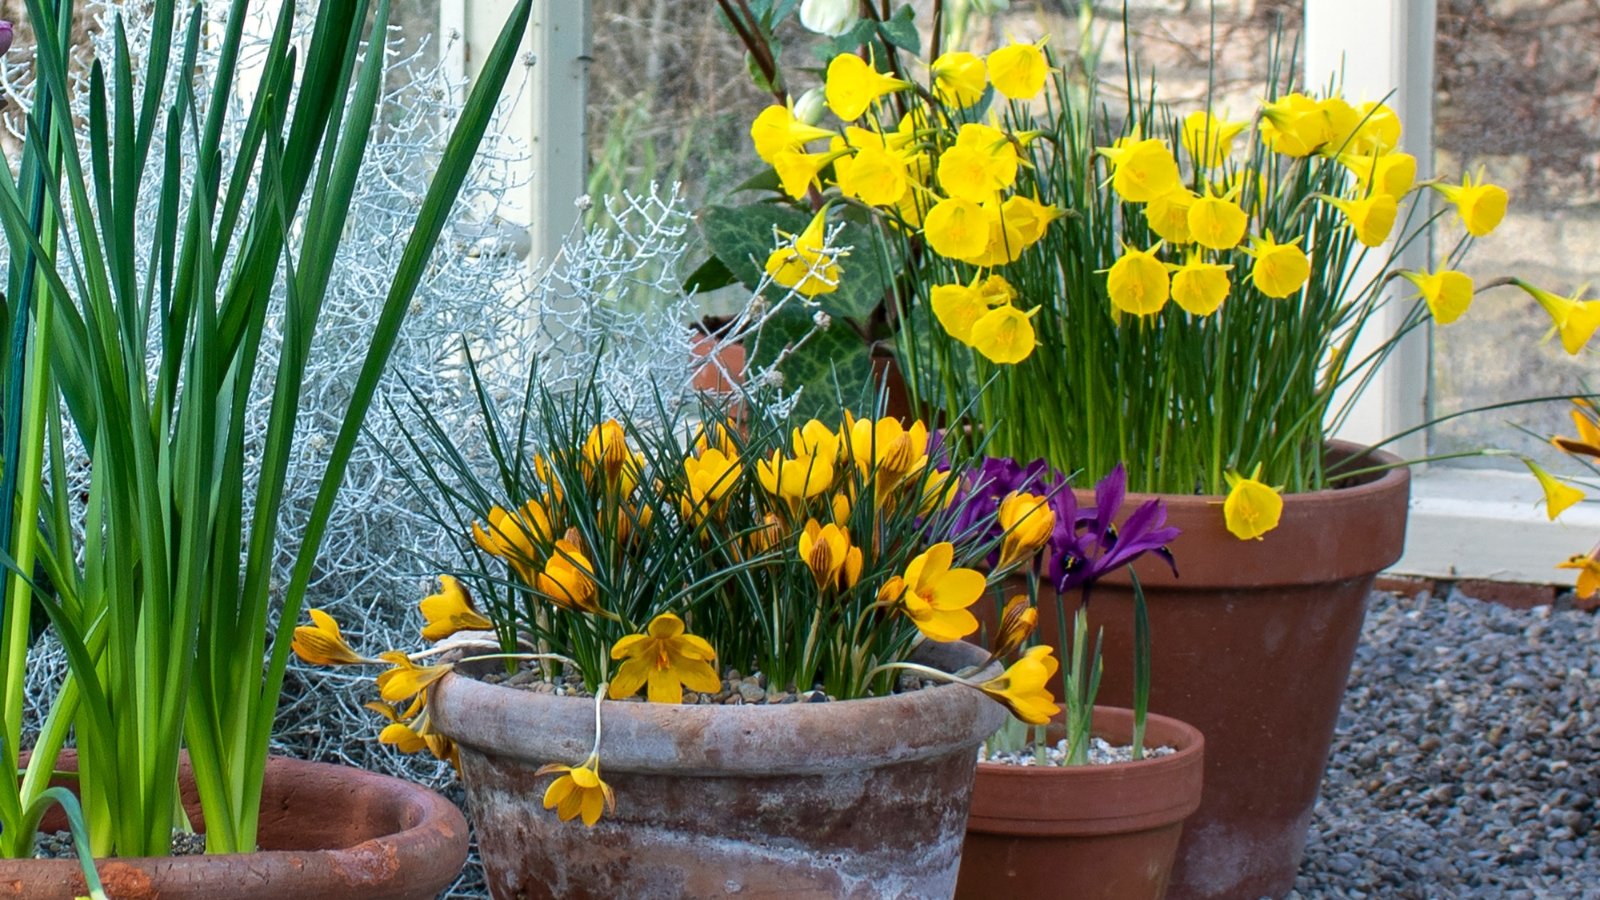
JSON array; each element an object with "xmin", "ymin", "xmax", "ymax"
[
  {"xmin": 793, "ymin": 87, "xmax": 828, "ymax": 126},
  {"xmin": 798, "ymin": 0, "xmax": 860, "ymax": 37}
]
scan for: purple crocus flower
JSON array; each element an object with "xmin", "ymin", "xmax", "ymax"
[{"xmin": 1046, "ymin": 463, "xmax": 1179, "ymax": 597}]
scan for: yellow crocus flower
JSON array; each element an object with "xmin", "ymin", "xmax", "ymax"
[
  {"xmin": 1552, "ymin": 399, "xmax": 1600, "ymax": 461},
  {"xmin": 1327, "ymin": 192, "xmax": 1397, "ymax": 247},
  {"xmin": 757, "ymin": 449, "xmax": 835, "ymax": 503},
  {"xmin": 765, "ymin": 207, "xmax": 843, "ymax": 297},
  {"xmin": 472, "ymin": 501, "xmax": 552, "ymax": 587},
  {"xmin": 1168, "ymin": 254, "xmax": 1233, "ymax": 316},
  {"xmin": 291, "ymin": 609, "xmax": 377, "ymax": 666},
  {"xmin": 922, "ymin": 196, "xmax": 991, "ymax": 261},
  {"xmin": 536, "ymin": 539, "xmax": 601, "ymax": 614},
  {"xmin": 931, "ymin": 50, "xmax": 987, "ymax": 107},
  {"xmin": 1243, "ymin": 233, "xmax": 1311, "ymax": 299},
  {"xmin": 749, "ymin": 103, "xmax": 836, "ymax": 164},
  {"xmin": 1432, "ymin": 171, "xmax": 1508, "ymax": 238},
  {"xmin": 798, "ymin": 519, "xmax": 864, "ymax": 592},
  {"xmin": 825, "ymin": 52, "xmax": 910, "ymax": 121},
  {"xmin": 419, "ymin": 575, "xmax": 493, "ymax": 642},
  {"xmin": 1400, "ymin": 269, "xmax": 1474, "ymax": 325},
  {"xmin": 990, "ymin": 595, "xmax": 1039, "ymax": 661},
  {"xmin": 976, "ymin": 645, "xmax": 1061, "ymax": 725},
  {"xmin": 607, "ymin": 612, "xmax": 722, "ymax": 704},
  {"xmin": 375, "ymin": 651, "xmax": 454, "ymax": 704},
  {"xmin": 1181, "ymin": 110, "xmax": 1248, "ymax": 169},
  {"xmin": 997, "ymin": 491, "xmax": 1055, "ymax": 569},
  {"xmin": 1145, "ymin": 188, "xmax": 1197, "ymax": 245},
  {"xmin": 986, "ymin": 39, "xmax": 1050, "ymax": 100},
  {"xmin": 969, "ymin": 304, "xmax": 1038, "ymax": 365},
  {"xmin": 1556, "ymin": 543, "xmax": 1600, "ymax": 600},
  {"xmin": 537, "ymin": 757, "xmax": 616, "ymax": 827},
  {"xmin": 847, "ymin": 415, "xmax": 931, "ymax": 499},
  {"xmin": 1186, "ymin": 187, "xmax": 1248, "ymax": 251},
  {"xmin": 1098, "ymin": 138, "xmax": 1182, "ymax": 203},
  {"xmin": 682, "ymin": 447, "xmax": 742, "ymax": 524},
  {"xmin": 1105, "ymin": 243, "xmax": 1171, "ymax": 316},
  {"xmin": 1516, "ymin": 280, "xmax": 1600, "ymax": 355},
  {"xmin": 1222, "ymin": 465, "xmax": 1283, "ymax": 541},
  {"xmin": 1525, "ymin": 459, "xmax": 1583, "ymax": 520},
  {"xmin": 883, "ymin": 542, "xmax": 984, "ymax": 641}
]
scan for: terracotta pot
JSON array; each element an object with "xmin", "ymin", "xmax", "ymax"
[
  {"xmin": 430, "ymin": 640, "xmax": 1005, "ymax": 899},
  {"xmin": 0, "ymin": 751, "xmax": 468, "ymax": 900},
  {"xmin": 956, "ymin": 706, "xmax": 1204, "ymax": 900},
  {"xmin": 1024, "ymin": 441, "xmax": 1408, "ymax": 900}
]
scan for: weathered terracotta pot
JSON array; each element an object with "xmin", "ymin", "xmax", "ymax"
[
  {"xmin": 0, "ymin": 751, "xmax": 469, "ymax": 900},
  {"xmin": 956, "ymin": 706, "xmax": 1204, "ymax": 900},
  {"xmin": 1033, "ymin": 442, "xmax": 1408, "ymax": 900},
  {"xmin": 430, "ymin": 640, "xmax": 1005, "ymax": 899}
]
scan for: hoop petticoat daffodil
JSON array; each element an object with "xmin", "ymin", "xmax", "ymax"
[
  {"xmin": 976, "ymin": 645, "xmax": 1061, "ymax": 725},
  {"xmin": 1431, "ymin": 170, "xmax": 1508, "ymax": 237},
  {"xmin": 986, "ymin": 38, "xmax": 1050, "ymax": 100},
  {"xmin": 538, "ymin": 756, "xmax": 616, "ymax": 827},
  {"xmin": 1222, "ymin": 464, "xmax": 1283, "ymax": 541},
  {"xmin": 922, "ymin": 195, "xmax": 990, "ymax": 261},
  {"xmin": 1186, "ymin": 185, "xmax": 1247, "ymax": 251},
  {"xmin": 1243, "ymin": 232, "xmax": 1311, "ymax": 299},
  {"xmin": 1168, "ymin": 254, "xmax": 1233, "ymax": 316},
  {"xmin": 1524, "ymin": 458, "xmax": 1584, "ymax": 520},
  {"xmin": 1324, "ymin": 192, "xmax": 1397, "ymax": 248},
  {"xmin": 291, "ymin": 609, "xmax": 379, "ymax": 666},
  {"xmin": 1338, "ymin": 150, "xmax": 1417, "ymax": 199},
  {"xmin": 1096, "ymin": 137, "xmax": 1181, "ymax": 203},
  {"xmin": 765, "ymin": 207, "xmax": 843, "ymax": 297},
  {"xmin": 1103, "ymin": 242, "xmax": 1170, "ymax": 317},
  {"xmin": 825, "ymin": 51, "xmax": 910, "ymax": 121},
  {"xmin": 607, "ymin": 613, "xmax": 722, "ymax": 704},
  {"xmin": 1514, "ymin": 279, "xmax": 1600, "ymax": 355},
  {"xmin": 880, "ymin": 542, "xmax": 984, "ymax": 641},
  {"xmin": 419, "ymin": 575, "xmax": 493, "ymax": 642},
  {"xmin": 1180, "ymin": 110, "xmax": 1248, "ymax": 169},
  {"xmin": 1557, "ymin": 542, "xmax": 1600, "ymax": 600},
  {"xmin": 1259, "ymin": 92, "xmax": 1330, "ymax": 157},
  {"xmin": 969, "ymin": 304, "xmax": 1038, "ymax": 365},
  {"xmin": 750, "ymin": 103, "xmax": 836, "ymax": 164},
  {"xmin": 1144, "ymin": 188, "xmax": 1197, "ymax": 245},
  {"xmin": 930, "ymin": 50, "xmax": 987, "ymax": 108}
]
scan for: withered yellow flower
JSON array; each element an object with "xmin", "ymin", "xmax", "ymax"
[
  {"xmin": 608, "ymin": 613, "xmax": 722, "ymax": 704},
  {"xmin": 1552, "ymin": 399, "xmax": 1600, "ymax": 461},
  {"xmin": 375, "ymin": 651, "xmax": 453, "ymax": 704},
  {"xmin": 419, "ymin": 575, "xmax": 494, "ymax": 642},
  {"xmin": 977, "ymin": 645, "xmax": 1061, "ymax": 725},
  {"xmin": 537, "ymin": 757, "xmax": 616, "ymax": 827},
  {"xmin": 1556, "ymin": 543, "xmax": 1600, "ymax": 600},
  {"xmin": 291, "ymin": 609, "xmax": 376, "ymax": 666}
]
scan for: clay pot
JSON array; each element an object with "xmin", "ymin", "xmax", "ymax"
[
  {"xmin": 956, "ymin": 707, "xmax": 1205, "ymax": 900},
  {"xmin": 430, "ymin": 640, "xmax": 1005, "ymax": 899},
  {"xmin": 1031, "ymin": 441, "xmax": 1409, "ymax": 900},
  {"xmin": 0, "ymin": 751, "xmax": 469, "ymax": 900}
]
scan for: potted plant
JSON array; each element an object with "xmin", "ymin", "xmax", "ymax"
[
  {"xmin": 290, "ymin": 369, "xmax": 1080, "ymax": 899},
  {"xmin": 707, "ymin": 5, "xmax": 1590, "ymax": 896},
  {"xmin": 947, "ymin": 457, "xmax": 1204, "ymax": 900},
  {"xmin": 0, "ymin": 0, "xmax": 530, "ymax": 894}
]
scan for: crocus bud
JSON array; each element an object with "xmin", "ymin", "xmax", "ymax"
[
  {"xmin": 0, "ymin": 21, "xmax": 13, "ymax": 56},
  {"xmin": 792, "ymin": 86, "xmax": 827, "ymax": 126},
  {"xmin": 798, "ymin": 0, "xmax": 859, "ymax": 37}
]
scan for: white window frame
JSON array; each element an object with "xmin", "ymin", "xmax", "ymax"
[
  {"xmin": 1307, "ymin": 0, "xmax": 1597, "ymax": 585},
  {"xmin": 446, "ymin": 1, "xmax": 1592, "ymax": 586}
]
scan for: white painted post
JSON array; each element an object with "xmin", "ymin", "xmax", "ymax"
[
  {"xmin": 460, "ymin": 0, "xmax": 591, "ymax": 267},
  {"xmin": 1303, "ymin": 0, "xmax": 1434, "ymax": 460}
]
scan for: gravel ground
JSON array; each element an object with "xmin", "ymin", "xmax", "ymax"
[
  {"xmin": 439, "ymin": 588, "xmax": 1600, "ymax": 898},
  {"xmin": 1289, "ymin": 589, "xmax": 1600, "ymax": 899}
]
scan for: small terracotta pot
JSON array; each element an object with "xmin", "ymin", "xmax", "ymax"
[
  {"xmin": 1030, "ymin": 441, "xmax": 1409, "ymax": 900},
  {"xmin": 431, "ymin": 640, "xmax": 1005, "ymax": 899},
  {"xmin": 0, "ymin": 751, "xmax": 468, "ymax": 900},
  {"xmin": 956, "ymin": 707, "xmax": 1205, "ymax": 900}
]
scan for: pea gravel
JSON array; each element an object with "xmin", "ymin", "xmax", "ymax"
[{"xmin": 1288, "ymin": 589, "xmax": 1600, "ymax": 899}]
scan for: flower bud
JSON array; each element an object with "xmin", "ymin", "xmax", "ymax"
[
  {"xmin": 792, "ymin": 86, "xmax": 827, "ymax": 126},
  {"xmin": 0, "ymin": 21, "xmax": 13, "ymax": 56},
  {"xmin": 798, "ymin": 0, "xmax": 860, "ymax": 37},
  {"xmin": 991, "ymin": 595, "xmax": 1038, "ymax": 660}
]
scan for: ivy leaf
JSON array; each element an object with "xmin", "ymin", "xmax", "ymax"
[
  {"xmin": 683, "ymin": 256, "xmax": 738, "ymax": 294},
  {"xmin": 879, "ymin": 6, "xmax": 920, "ymax": 54}
]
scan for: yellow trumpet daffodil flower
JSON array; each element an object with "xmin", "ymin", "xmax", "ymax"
[
  {"xmin": 922, "ymin": 195, "xmax": 991, "ymax": 261},
  {"xmin": 931, "ymin": 279, "xmax": 991, "ymax": 345},
  {"xmin": 836, "ymin": 141, "xmax": 910, "ymax": 207},
  {"xmin": 986, "ymin": 38, "xmax": 1050, "ymax": 100},
  {"xmin": 1338, "ymin": 150, "xmax": 1417, "ymax": 198},
  {"xmin": 1105, "ymin": 242, "xmax": 1171, "ymax": 316},
  {"xmin": 1222, "ymin": 464, "xmax": 1283, "ymax": 541},
  {"xmin": 1243, "ymin": 233, "xmax": 1311, "ymax": 299},
  {"xmin": 1187, "ymin": 186, "xmax": 1248, "ymax": 251},
  {"xmin": 1400, "ymin": 269, "xmax": 1474, "ymax": 325},
  {"xmin": 1259, "ymin": 91, "xmax": 1331, "ymax": 157}
]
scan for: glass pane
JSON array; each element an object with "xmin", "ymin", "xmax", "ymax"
[{"xmin": 1428, "ymin": 2, "xmax": 1594, "ymax": 473}]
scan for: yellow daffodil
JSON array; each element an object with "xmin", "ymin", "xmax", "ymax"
[
  {"xmin": 473, "ymin": 502, "xmax": 552, "ymax": 586},
  {"xmin": 419, "ymin": 575, "xmax": 493, "ymax": 642},
  {"xmin": 978, "ymin": 273, "xmax": 1018, "ymax": 305},
  {"xmin": 1552, "ymin": 399, "xmax": 1600, "ymax": 461},
  {"xmin": 1222, "ymin": 465, "xmax": 1283, "ymax": 541},
  {"xmin": 765, "ymin": 208, "xmax": 843, "ymax": 297},
  {"xmin": 1516, "ymin": 280, "xmax": 1600, "ymax": 355},
  {"xmin": 292, "ymin": 609, "xmax": 376, "ymax": 666},
  {"xmin": 931, "ymin": 50, "xmax": 988, "ymax": 107},
  {"xmin": 1243, "ymin": 233, "xmax": 1311, "ymax": 299},
  {"xmin": 931, "ymin": 280, "xmax": 990, "ymax": 345},
  {"xmin": 1259, "ymin": 92, "xmax": 1330, "ymax": 157},
  {"xmin": 837, "ymin": 142, "xmax": 909, "ymax": 207},
  {"xmin": 969, "ymin": 304, "xmax": 1038, "ymax": 365},
  {"xmin": 1098, "ymin": 137, "xmax": 1182, "ymax": 203},
  {"xmin": 1338, "ymin": 150, "xmax": 1416, "ymax": 198},
  {"xmin": 375, "ymin": 651, "xmax": 454, "ymax": 704},
  {"xmin": 1168, "ymin": 254, "xmax": 1233, "ymax": 316},
  {"xmin": 1145, "ymin": 188, "xmax": 1196, "ymax": 244},
  {"xmin": 608, "ymin": 612, "xmax": 721, "ymax": 704},
  {"xmin": 1432, "ymin": 171, "xmax": 1508, "ymax": 237},
  {"xmin": 682, "ymin": 448, "xmax": 742, "ymax": 524},
  {"xmin": 1105, "ymin": 243, "xmax": 1171, "ymax": 316},
  {"xmin": 1525, "ymin": 459, "xmax": 1583, "ymax": 520},
  {"xmin": 986, "ymin": 39, "xmax": 1049, "ymax": 100},
  {"xmin": 997, "ymin": 491, "xmax": 1055, "ymax": 569},
  {"xmin": 537, "ymin": 757, "xmax": 616, "ymax": 827},
  {"xmin": 1557, "ymin": 543, "xmax": 1600, "ymax": 599},
  {"xmin": 922, "ymin": 196, "xmax": 991, "ymax": 261},
  {"xmin": 1316, "ymin": 96, "xmax": 1361, "ymax": 154},
  {"xmin": 1327, "ymin": 192, "xmax": 1397, "ymax": 247},
  {"xmin": 825, "ymin": 52, "xmax": 910, "ymax": 121},
  {"xmin": 883, "ymin": 542, "xmax": 984, "ymax": 641},
  {"xmin": 1400, "ymin": 269, "xmax": 1474, "ymax": 325},
  {"xmin": 750, "ymin": 103, "xmax": 836, "ymax": 164},
  {"xmin": 771, "ymin": 146, "xmax": 843, "ymax": 200},
  {"xmin": 990, "ymin": 595, "xmax": 1038, "ymax": 660},
  {"xmin": 798, "ymin": 519, "xmax": 864, "ymax": 592},
  {"xmin": 937, "ymin": 123, "xmax": 1019, "ymax": 203},
  {"xmin": 1187, "ymin": 187, "xmax": 1248, "ymax": 251},
  {"xmin": 976, "ymin": 645, "xmax": 1060, "ymax": 725},
  {"xmin": 997, "ymin": 194, "xmax": 1062, "ymax": 247},
  {"xmin": 1181, "ymin": 110, "xmax": 1248, "ymax": 169},
  {"xmin": 536, "ymin": 539, "xmax": 601, "ymax": 614},
  {"xmin": 1351, "ymin": 100, "xmax": 1402, "ymax": 154},
  {"xmin": 757, "ymin": 448, "xmax": 836, "ymax": 505}
]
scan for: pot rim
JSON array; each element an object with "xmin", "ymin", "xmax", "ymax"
[
  {"xmin": 1086, "ymin": 440, "xmax": 1407, "ymax": 508},
  {"xmin": 431, "ymin": 639, "xmax": 1007, "ymax": 775},
  {"xmin": 966, "ymin": 706, "xmax": 1205, "ymax": 835}
]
